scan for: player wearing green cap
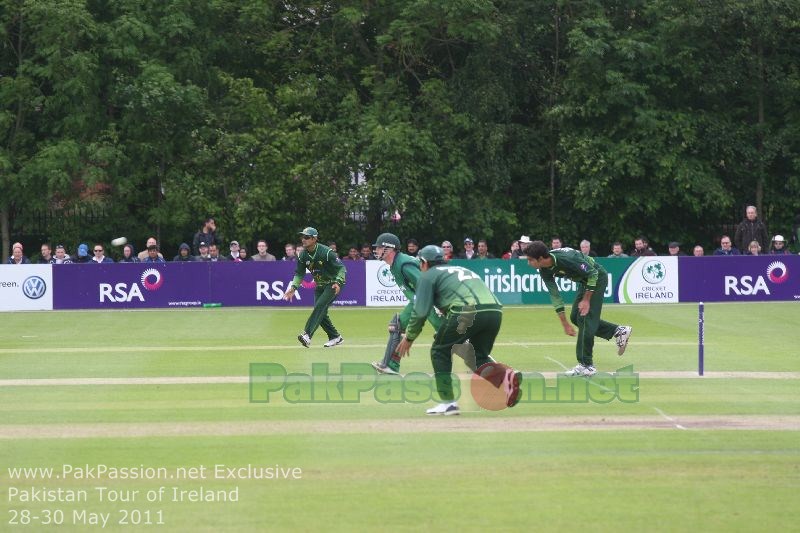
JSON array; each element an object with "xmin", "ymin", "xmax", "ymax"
[
  {"xmin": 396, "ymin": 245, "xmax": 522, "ymax": 415},
  {"xmin": 370, "ymin": 232, "xmax": 443, "ymax": 375},
  {"xmin": 284, "ymin": 227, "xmax": 347, "ymax": 348},
  {"xmin": 524, "ymin": 240, "xmax": 632, "ymax": 376}
]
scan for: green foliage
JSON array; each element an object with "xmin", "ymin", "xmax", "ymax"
[{"xmin": 2, "ymin": 0, "xmax": 799, "ymax": 257}]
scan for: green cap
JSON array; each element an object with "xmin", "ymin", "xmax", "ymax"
[
  {"xmin": 373, "ymin": 232, "xmax": 401, "ymax": 249},
  {"xmin": 299, "ymin": 227, "xmax": 319, "ymax": 237},
  {"xmin": 418, "ymin": 245, "xmax": 445, "ymax": 264}
]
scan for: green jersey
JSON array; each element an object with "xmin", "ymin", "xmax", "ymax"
[
  {"xmin": 406, "ymin": 264, "xmax": 500, "ymax": 341},
  {"xmin": 538, "ymin": 247, "xmax": 606, "ymax": 314},
  {"xmin": 291, "ymin": 243, "xmax": 346, "ymax": 289},
  {"xmin": 391, "ymin": 252, "xmax": 423, "ymax": 300}
]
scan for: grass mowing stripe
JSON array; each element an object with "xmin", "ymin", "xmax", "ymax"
[
  {"xmin": 0, "ymin": 340, "xmax": 699, "ymax": 354},
  {"xmin": 2, "ymin": 416, "xmax": 800, "ymax": 439},
  {"xmin": 1, "ymin": 372, "xmax": 799, "ymax": 387}
]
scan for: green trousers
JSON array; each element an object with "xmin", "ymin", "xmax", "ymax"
[
  {"xmin": 381, "ymin": 301, "xmax": 443, "ymax": 373},
  {"xmin": 570, "ymin": 275, "xmax": 617, "ymax": 367},
  {"xmin": 304, "ymin": 284, "xmax": 341, "ymax": 340},
  {"xmin": 399, "ymin": 301, "xmax": 442, "ymax": 331},
  {"xmin": 430, "ymin": 306, "xmax": 502, "ymax": 402}
]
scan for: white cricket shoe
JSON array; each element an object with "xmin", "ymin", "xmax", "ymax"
[
  {"xmin": 323, "ymin": 336, "xmax": 344, "ymax": 348},
  {"xmin": 563, "ymin": 364, "xmax": 597, "ymax": 377},
  {"xmin": 297, "ymin": 332, "xmax": 311, "ymax": 348},
  {"xmin": 615, "ymin": 326, "xmax": 632, "ymax": 355},
  {"xmin": 371, "ymin": 361, "xmax": 399, "ymax": 375},
  {"xmin": 426, "ymin": 402, "xmax": 460, "ymax": 416}
]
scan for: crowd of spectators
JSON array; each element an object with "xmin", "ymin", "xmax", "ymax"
[{"xmin": 6, "ymin": 208, "xmax": 800, "ymax": 265}]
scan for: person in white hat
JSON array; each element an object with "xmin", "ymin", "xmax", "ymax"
[{"xmin": 769, "ymin": 235, "xmax": 791, "ymax": 255}]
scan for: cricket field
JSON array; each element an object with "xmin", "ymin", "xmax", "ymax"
[{"xmin": 1, "ymin": 302, "xmax": 798, "ymax": 531}]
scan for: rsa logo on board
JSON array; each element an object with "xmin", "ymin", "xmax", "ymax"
[
  {"xmin": 724, "ymin": 261, "xmax": 789, "ymax": 296},
  {"xmin": 99, "ymin": 269, "xmax": 164, "ymax": 302}
]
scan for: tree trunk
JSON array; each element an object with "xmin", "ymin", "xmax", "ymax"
[
  {"xmin": 549, "ymin": 4, "xmax": 561, "ymax": 230},
  {"xmin": 756, "ymin": 36, "xmax": 764, "ymax": 216}
]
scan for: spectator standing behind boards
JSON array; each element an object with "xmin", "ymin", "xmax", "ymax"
[
  {"xmin": 282, "ymin": 243, "xmax": 297, "ymax": 261},
  {"xmin": 39, "ymin": 243, "xmax": 54, "ymax": 264},
  {"xmin": 551, "ymin": 236, "xmax": 563, "ymax": 250},
  {"xmin": 441, "ymin": 241, "xmax": 454, "ymax": 261},
  {"xmin": 143, "ymin": 245, "xmax": 166, "ymax": 263},
  {"xmin": 138, "ymin": 237, "xmax": 163, "ymax": 261},
  {"xmin": 228, "ymin": 241, "xmax": 241, "ymax": 262},
  {"xmin": 295, "ymin": 244, "xmax": 304, "ymax": 259},
  {"xmin": 7, "ymin": 242, "xmax": 30, "ymax": 264},
  {"xmin": 666, "ymin": 242, "xmax": 686, "ymax": 256},
  {"xmin": 459, "ymin": 238, "xmax": 476, "ymax": 259},
  {"xmin": 514, "ymin": 236, "xmax": 531, "ymax": 259},
  {"xmin": 474, "ymin": 239, "xmax": 494, "ymax": 259},
  {"xmin": 238, "ymin": 245, "xmax": 250, "ymax": 261},
  {"xmin": 714, "ymin": 235, "xmax": 740, "ymax": 256},
  {"xmin": 406, "ymin": 238, "xmax": 419, "ymax": 257},
  {"xmin": 580, "ymin": 240, "xmax": 597, "ymax": 257},
  {"xmin": 193, "ymin": 217, "xmax": 217, "ymax": 255},
  {"xmin": 608, "ymin": 242, "xmax": 628, "ymax": 258},
  {"xmin": 173, "ymin": 243, "xmax": 195, "ymax": 262},
  {"xmin": 360, "ymin": 243, "xmax": 374, "ymax": 260},
  {"xmin": 196, "ymin": 242, "xmax": 210, "ymax": 261},
  {"xmin": 746, "ymin": 240, "xmax": 762, "ymax": 256},
  {"xmin": 630, "ymin": 236, "xmax": 657, "ymax": 257},
  {"xmin": 328, "ymin": 242, "xmax": 338, "ymax": 254},
  {"xmin": 74, "ymin": 243, "xmax": 91, "ymax": 263},
  {"xmin": 502, "ymin": 240, "xmax": 519, "ymax": 259},
  {"xmin": 208, "ymin": 243, "xmax": 223, "ymax": 261},
  {"xmin": 90, "ymin": 244, "xmax": 114, "ymax": 263},
  {"xmin": 53, "ymin": 244, "xmax": 73, "ymax": 264},
  {"xmin": 693, "ymin": 245, "xmax": 705, "ymax": 257},
  {"xmin": 768, "ymin": 235, "xmax": 791, "ymax": 255},
  {"xmin": 252, "ymin": 240, "xmax": 276, "ymax": 261},
  {"xmin": 119, "ymin": 244, "xmax": 139, "ymax": 263},
  {"xmin": 734, "ymin": 206, "xmax": 769, "ymax": 253},
  {"xmin": 345, "ymin": 246, "xmax": 362, "ymax": 260}
]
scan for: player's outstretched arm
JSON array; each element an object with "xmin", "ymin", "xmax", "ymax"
[{"xmin": 558, "ymin": 311, "xmax": 576, "ymax": 336}]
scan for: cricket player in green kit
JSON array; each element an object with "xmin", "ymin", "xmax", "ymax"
[
  {"xmin": 370, "ymin": 232, "xmax": 443, "ymax": 375},
  {"xmin": 396, "ymin": 245, "xmax": 522, "ymax": 415},
  {"xmin": 524, "ymin": 240, "xmax": 632, "ymax": 376},
  {"xmin": 284, "ymin": 227, "xmax": 346, "ymax": 348}
]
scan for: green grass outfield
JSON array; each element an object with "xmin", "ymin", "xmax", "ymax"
[{"xmin": 1, "ymin": 302, "xmax": 798, "ymax": 532}]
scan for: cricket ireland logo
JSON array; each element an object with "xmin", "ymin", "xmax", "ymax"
[
  {"xmin": 377, "ymin": 264, "xmax": 397, "ymax": 288},
  {"xmin": 641, "ymin": 260, "xmax": 666, "ymax": 284}
]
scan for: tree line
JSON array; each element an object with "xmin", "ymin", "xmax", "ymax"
[{"xmin": 3, "ymin": 0, "xmax": 799, "ymax": 257}]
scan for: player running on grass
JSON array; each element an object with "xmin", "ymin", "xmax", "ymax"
[
  {"xmin": 396, "ymin": 245, "xmax": 521, "ymax": 415},
  {"xmin": 284, "ymin": 227, "xmax": 346, "ymax": 348},
  {"xmin": 523, "ymin": 240, "xmax": 632, "ymax": 376},
  {"xmin": 370, "ymin": 233, "xmax": 443, "ymax": 375}
]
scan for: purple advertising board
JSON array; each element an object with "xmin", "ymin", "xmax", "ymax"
[
  {"xmin": 52, "ymin": 261, "xmax": 366, "ymax": 310},
  {"xmin": 678, "ymin": 256, "xmax": 800, "ymax": 302},
  {"xmin": 53, "ymin": 263, "xmax": 211, "ymax": 309},
  {"xmin": 208, "ymin": 260, "xmax": 365, "ymax": 307}
]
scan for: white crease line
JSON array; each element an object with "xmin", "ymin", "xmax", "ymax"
[
  {"xmin": 545, "ymin": 356, "xmax": 570, "ymax": 371},
  {"xmin": 653, "ymin": 407, "xmax": 687, "ymax": 430}
]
